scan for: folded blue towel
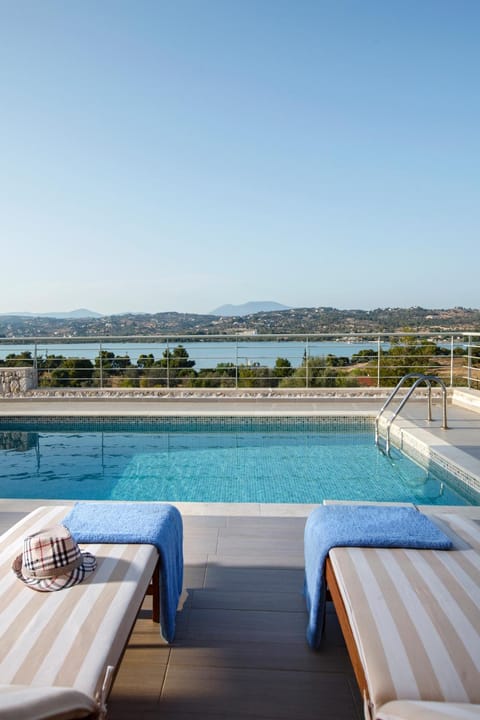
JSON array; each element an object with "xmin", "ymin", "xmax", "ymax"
[
  {"xmin": 304, "ymin": 504, "xmax": 453, "ymax": 649},
  {"xmin": 63, "ymin": 502, "xmax": 183, "ymax": 643}
]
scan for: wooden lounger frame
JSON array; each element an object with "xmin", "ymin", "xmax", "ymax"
[
  {"xmin": 146, "ymin": 560, "xmax": 160, "ymax": 623},
  {"xmin": 86, "ymin": 555, "xmax": 161, "ymax": 719},
  {"xmin": 80, "ymin": 555, "xmax": 161, "ymax": 719},
  {"xmin": 325, "ymin": 556, "xmax": 368, "ymax": 700}
]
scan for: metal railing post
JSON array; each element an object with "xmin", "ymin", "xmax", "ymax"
[
  {"xmin": 305, "ymin": 338, "xmax": 309, "ymax": 388},
  {"xmin": 235, "ymin": 337, "xmax": 238, "ymax": 389},
  {"xmin": 99, "ymin": 342, "xmax": 103, "ymax": 388},
  {"xmin": 33, "ymin": 342, "xmax": 38, "ymax": 386},
  {"xmin": 467, "ymin": 335, "xmax": 472, "ymax": 388},
  {"xmin": 450, "ymin": 335, "xmax": 454, "ymax": 387},
  {"xmin": 377, "ymin": 336, "xmax": 381, "ymax": 388},
  {"xmin": 166, "ymin": 339, "xmax": 170, "ymax": 388}
]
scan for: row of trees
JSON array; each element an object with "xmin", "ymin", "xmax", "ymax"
[{"xmin": 0, "ymin": 337, "xmax": 470, "ymax": 388}]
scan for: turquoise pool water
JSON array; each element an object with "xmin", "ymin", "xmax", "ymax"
[{"xmin": 0, "ymin": 418, "xmax": 474, "ymax": 505}]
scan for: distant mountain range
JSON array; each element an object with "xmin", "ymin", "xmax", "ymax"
[
  {"xmin": 0, "ymin": 305, "xmax": 479, "ymax": 338},
  {"xmin": 0, "ymin": 309, "xmax": 102, "ymax": 319},
  {"xmin": 1, "ymin": 302, "xmax": 291, "ymax": 319},
  {"xmin": 210, "ymin": 301, "xmax": 290, "ymax": 316}
]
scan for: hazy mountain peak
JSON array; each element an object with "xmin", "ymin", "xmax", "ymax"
[
  {"xmin": 210, "ymin": 301, "xmax": 290, "ymax": 317},
  {"xmin": 0, "ymin": 308, "xmax": 103, "ymax": 319}
]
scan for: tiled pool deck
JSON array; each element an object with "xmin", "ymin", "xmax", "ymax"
[{"xmin": 1, "ymin": 392, "xmax": 479, "ymax": 719}]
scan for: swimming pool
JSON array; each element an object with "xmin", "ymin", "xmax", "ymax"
[{"xmin": 0, "ymin": 417, "xmax": 475, "ymax": 505}]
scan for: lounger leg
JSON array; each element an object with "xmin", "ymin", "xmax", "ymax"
[{"xmin": 152, "ymin": 560, "xmax": 160, "ymax": 624}]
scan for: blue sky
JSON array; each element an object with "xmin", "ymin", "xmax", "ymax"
[{"xmin": 1, "ymin": 0, "xmax": 478, "ymax": 315}]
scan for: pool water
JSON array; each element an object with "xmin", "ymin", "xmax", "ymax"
[{"xmin": 0, "ymin": 426, "xmax": 472, "ymax": 505}]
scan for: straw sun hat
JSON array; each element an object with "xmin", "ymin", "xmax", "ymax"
[{"xmin": 12, "ymin": 524, "xmax": 96, "ymax": 592}]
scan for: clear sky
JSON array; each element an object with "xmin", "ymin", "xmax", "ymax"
[{"xmin": 1, "ymin": 0, "xmax": 478, "ymax": 315}]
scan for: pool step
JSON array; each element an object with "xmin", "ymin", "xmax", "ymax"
[{"xmin": 451, "ymin": 388, "xmax": 480, "ymax": 414}]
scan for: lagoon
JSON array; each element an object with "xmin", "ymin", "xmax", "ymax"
[{"xmin": 0, "ymin": 340, "xmax": 387, "ymax": 370}]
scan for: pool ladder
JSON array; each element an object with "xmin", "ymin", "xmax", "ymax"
[{"xmin": 375, "ymin": 373, "xmax": 448, "ymax": 455}]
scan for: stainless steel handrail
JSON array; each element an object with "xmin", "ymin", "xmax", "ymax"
[{"xmin": 375, "ymin": 373, "xmax": 448, "ymax": 454}]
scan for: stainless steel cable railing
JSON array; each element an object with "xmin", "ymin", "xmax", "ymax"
[{"xmin": 0, "ymin": 332, "xmax": 478, "ymax": 391}]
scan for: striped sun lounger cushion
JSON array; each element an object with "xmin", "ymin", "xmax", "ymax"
[
  {"xmin": 328, "ymin": 511, "xmax": 480, "ymax": 719},
  {"xmin": 304, "ymin": 504, "xmax": 453, "ymax": 648},
  {"xmin": 0, "ymin": 505, "xmax": 159, "ymax": 715},
  {"xmin": 377, "ymin": 701, "xmax": 480, "ymax": 720},
  {"xmin": 0, "ymin": 684, "xmax": 97, "ymax": 720}
]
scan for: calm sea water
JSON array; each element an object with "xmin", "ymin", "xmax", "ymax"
[{"xmin": 0, "ymin": 340, "xmax": 387, "ymax": 369}]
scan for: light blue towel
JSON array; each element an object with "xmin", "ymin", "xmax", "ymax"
[
  {"xmin": 63, "ymin": 502, "xmax": 183, "ymax": 643},
  {"xmin": 304, "ymin": 504, "xmax": 453, "ymax": 649}
]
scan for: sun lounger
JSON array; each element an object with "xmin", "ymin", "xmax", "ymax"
[
  {"xmin": 375, "ymin": 700, "xmax": 480, "ymax": 720},
  {"xmin": 0, "ymin": 504, "xmax": 183, "ymax": 719},
  {"xmin": 319, "ymin": 508, "xmax": 480, "ymax": 720},
  {"xmin": 0, "ymin": 684, "xmax": 98, "ymax": 720}
]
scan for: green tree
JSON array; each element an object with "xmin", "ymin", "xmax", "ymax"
[
  {"xmin": 194, "ymin": 363, "xmax": 236, "ymax": 388},
  {"xmin": 161, "ymin": 345, "xmax": 195, "ymax": 369},
  {"xmin": 3, "ymin": 351, "xmax": 34, "ymax": 367},
  {"xmin": 272, "ymin": 357, "xmax": 293, "ymax": 382},
  {"xmin": 39, "ymin": 357, "xmax": 94, "ymax": 387},
  {"xmin": 156, "ymin": 345, "xmax": 196, "ymax": 387},
  {"xmin": 351, "ymin": 349, "xmax": 377, "ymax": 364},
  {"xmin": 139, "ymin": 366, "xmax": 166, "ymax": 388},
  {"xmin": 59, "ymin": 358, "xmax": 94, "ymax": 386},
  {"xmin": 93, "ymin": 351, "xmax": 133, "ymax": 386},
  {"xmin": 137, "ymin": 353, "xmax": 155, "ymax": 368},
  {"xmin": 378, "ymin": 332, "xmax": 441, "ymax": 385},
  {"xmin": 281, "ymin": 354, "xmax": 354, "ymax": 388},
  {"xmin": 238, "ymin": 364, "xmax": 272, "ymax": 388}
]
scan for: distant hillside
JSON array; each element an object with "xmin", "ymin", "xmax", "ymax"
[
  {"xmin": 0, "ymin": 308, "xmax": 102, "ymax": 319},
  {"xmin": 211, "ymin": 301, "xmax": 290, "ymax": 316},
  {"xmin": 0, "ymin": 306, "xmax": 479, "ymax": 338}
]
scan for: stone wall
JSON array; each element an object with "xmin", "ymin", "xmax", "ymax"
[{"xmin": 0, "ymin": 367, "xmax": 38, "ymax": 395}]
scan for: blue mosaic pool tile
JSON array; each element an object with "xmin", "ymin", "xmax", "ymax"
[
  {"xmin": 0, "ymin": 414, "xmax": 478, "ymax": 504},
  {"xmin": 0, "ymin": 415, "xmax": 375, "ymax": 433},
  {"xmin": 388, "ymin": 430, "xmax": 480, "ymax": 505}
]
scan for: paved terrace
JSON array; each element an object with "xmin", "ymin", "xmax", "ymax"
[{"xmin": 0, "ymin": 390, "xmax": 479, "ymax": 719}]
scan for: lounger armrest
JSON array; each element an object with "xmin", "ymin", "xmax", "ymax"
[{"xmin": 0, "ymin": 684, "xmax": 97, "ymax": 720}]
